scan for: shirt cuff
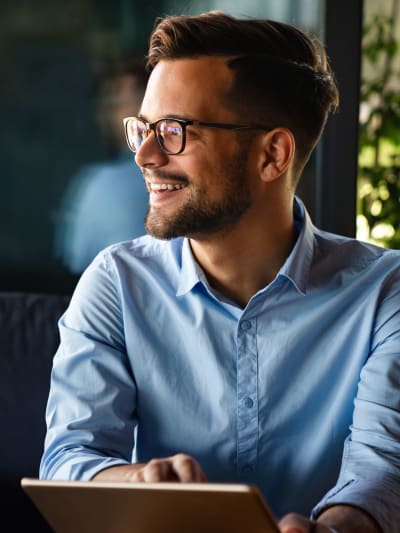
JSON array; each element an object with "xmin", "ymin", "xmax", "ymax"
[
  {"xmin": 311, "ymin": 478, "xmax": 399, "ymax": 533},
  {"xmin": 42, "ymin": 457, "xmax": 131, "ymax": 481}
]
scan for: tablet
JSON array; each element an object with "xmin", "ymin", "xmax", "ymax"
[{"xmin": 21, "ymin": 477, "xmax": 279, "ymax": 533}]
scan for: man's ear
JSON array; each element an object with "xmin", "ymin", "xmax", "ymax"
[{"xmin": 258, "ymin": 128, "xmax": 295, "ymax": 183}]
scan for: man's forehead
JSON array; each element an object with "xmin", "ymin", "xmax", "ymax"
[{"xmin": 140, "ymin": 57, "xmax": 235, "ymax": 120}]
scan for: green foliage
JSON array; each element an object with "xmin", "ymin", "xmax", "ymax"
[{"xmin": 358, "ymin": 8, "xmax": 400, "ymax": 248}]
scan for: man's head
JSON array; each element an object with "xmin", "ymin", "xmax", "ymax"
[
  {"xmin": 147, "ymin": 11, "xmax": 339, "ymax": 179},
  {"xmin": 132, "ymin": 11, "xmax": 339, "ymax": 240}
]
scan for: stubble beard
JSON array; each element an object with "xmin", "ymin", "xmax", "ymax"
[{"xmin": 144, "ymin": 150, "xmax": 252, "ymax": 240}]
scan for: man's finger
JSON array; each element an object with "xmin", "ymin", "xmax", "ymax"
[
  {"xmin": 142, "ymin": 458, "xmax": 178, "ymax": 482},
  {"xmin": 278, "ymin": 512, "xmax": 309, "ymax": 532},
  {"xmin": 171, "ymin": 454, "xmax": 207, "ymax": 482}
]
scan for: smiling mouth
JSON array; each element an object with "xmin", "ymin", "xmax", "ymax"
[{"xmin": 146, "ymin": 181, "xmax": 187, "ymax": 192}]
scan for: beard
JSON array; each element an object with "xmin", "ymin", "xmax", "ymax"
[{"xmin": 144, "ymin": 149, "xmax": 252, "ymax": 240}]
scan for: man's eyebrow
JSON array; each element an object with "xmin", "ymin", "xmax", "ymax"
[
  {"xmin": 137, "ymin": 113, "xmax": 196, "ymax": 122},
  {"xmin": 167, "ymin": 113, "xmax": 195, "ymax": 121}
]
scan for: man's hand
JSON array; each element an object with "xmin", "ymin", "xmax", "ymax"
[
  {"xmin": 279, "ymin": 513, "xmax": 336, "ymax": 532},
  {"xmin": 92, "ymin": 453, "xmax": 207, "ymax": 483},
  {"xmin": 278, "ymin": 505, "xmax": 380, "ymax": 533}
]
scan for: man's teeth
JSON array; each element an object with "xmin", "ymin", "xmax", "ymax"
[{"xmin": 149, "ymin": 183, "xmax": 186, "ymax": 191}]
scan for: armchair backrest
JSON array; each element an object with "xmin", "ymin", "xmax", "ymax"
[{"xmin": 0, "ymin": 291, "xmax": 70, "ymax": 531}]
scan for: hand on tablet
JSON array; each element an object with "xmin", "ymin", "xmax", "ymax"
[
  {"xmin": 278, "ymin": 513, "xmax": 336, "ymax": 532},
  {"xmin": 130, "ymin": 454, "xmax": 208, "ymax": 482},
  {"xmin": 278, "ymin": 505, "xmax": 380, "ymax": 532},
  {"xmin": 93, "ymin": 454, "xmax": 208, "ymax": 483}
]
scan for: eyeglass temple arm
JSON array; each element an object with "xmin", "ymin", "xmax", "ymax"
[{"xmin": 194, "ymin": 120, "xmax": 270, "ymax": 131}]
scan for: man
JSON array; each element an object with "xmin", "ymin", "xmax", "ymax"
[{"xmin": 40, "ymin": 11, "xmax": 400, "ymax": 532}]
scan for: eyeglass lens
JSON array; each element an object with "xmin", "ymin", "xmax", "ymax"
[
  {"xmin": 126, "ymin": 120, "xmax": 147, "ymax": 151},
  {"xmin": 126, "ymin": 119, "xmax": 184, "ymax": 154}
]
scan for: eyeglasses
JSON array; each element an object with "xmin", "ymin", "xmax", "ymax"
[{"xmin": 123, "ymin": 116, "xmax": 272, "ymax": 155}]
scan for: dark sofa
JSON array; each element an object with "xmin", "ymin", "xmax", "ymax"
[{"xmin": 0, "ymin": 291, "xmax": 71, "ymax": 532}]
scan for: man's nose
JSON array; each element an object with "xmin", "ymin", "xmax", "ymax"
[{"xmin": 135, "ymin": 133, "xmax": 169, "ymax": 168}]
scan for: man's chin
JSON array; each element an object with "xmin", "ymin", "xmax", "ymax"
[
  {"xmin": 144, "ymin": 218, "xmax": 180, "ymax": 240},
  {"xmin": 145, "ymin": 229, "xmax": 177, "ymax": 240}
]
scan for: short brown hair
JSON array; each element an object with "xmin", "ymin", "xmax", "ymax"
[{"xmin": 147, "ymin": 11, "xmax": 339, "ymax": 178}]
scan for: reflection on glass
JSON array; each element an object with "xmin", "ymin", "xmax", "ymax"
[{"xmin": 54, "ymin": 59, "xmax": 149, "ymax": 274}]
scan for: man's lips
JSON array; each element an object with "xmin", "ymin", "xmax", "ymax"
[
  {"xmin": 143, "ymin": 170, "xmax": 189, "ymax": 194},
  {"xmin": 145, "ymin": 179, "xmax": 189, "ymax": 204},
  {"xmin": 143, "ymin": 169, "xmax": 188, "ymax": 183}
]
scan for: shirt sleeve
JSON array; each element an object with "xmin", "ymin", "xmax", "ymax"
[
  {"xmin": 311, "ymin": 268, "xmax": 400, "ymax": 533},
  {"xmin": 39, "ymin": 250, "xmax": 137, "ymax": 480}
]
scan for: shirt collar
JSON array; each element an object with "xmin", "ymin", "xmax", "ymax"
[
  {"xmin": 176, "ymin": 196, "xmax": 315, "ymax": 297},
  {"xmin": 277, "ymin": 196, "xmax": 314, "ymax": 295},
  {"xmin": 176, "ymin": 239, "xmax": 204, "ymax": 297}
]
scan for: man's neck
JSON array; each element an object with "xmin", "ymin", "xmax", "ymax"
[{"xmin": 189, "ymin": 201, "xmax": 298, "ymax": 308}]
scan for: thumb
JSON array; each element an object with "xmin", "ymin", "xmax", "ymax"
[{"xmin": 279, "ymin": 512, "xmax": 311, "ymax": 532}]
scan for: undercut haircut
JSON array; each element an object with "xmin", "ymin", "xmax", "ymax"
[{"xmin": 147, "ymin": 11, "xmax": 339, "ymax": 179}]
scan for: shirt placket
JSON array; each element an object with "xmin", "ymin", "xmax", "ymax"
[{"xmin": 236, "ymin": 316, "xmax": 258, "ymax": 478}]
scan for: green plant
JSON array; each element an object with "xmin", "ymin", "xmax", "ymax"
[{"xmin": 357, "ymin": 2, "xmax": 400, "ymax": 247}]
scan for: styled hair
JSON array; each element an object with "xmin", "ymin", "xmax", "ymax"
[{"xmin": 147, "ymin": 11, "xmax": 339, "ymax": 178}]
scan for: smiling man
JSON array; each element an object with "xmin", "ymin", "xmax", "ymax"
[{"xmin": 40, "ymin": 11, "xmax": 400, "ymax": 533}]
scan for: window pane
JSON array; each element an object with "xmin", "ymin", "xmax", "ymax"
[{"xmin": 357, "ymin": 0, "xmax": 400, "ymax": 248}]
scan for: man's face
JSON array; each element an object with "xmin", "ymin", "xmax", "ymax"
[{"xmin": 135, "ymin": 57, "xmax": 254, "ymax": 240}]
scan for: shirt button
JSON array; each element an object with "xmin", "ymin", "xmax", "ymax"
[
  {"xmin": 240, "ymin": 320, "xmax": 251, "ymax": 331},
  {"xmin": 242, "ymin": 464, "xmax": 253, "ymax": 474},
  {"xmin": 243, "ymin": 396, "xmax": 254, "ymax": 409}
]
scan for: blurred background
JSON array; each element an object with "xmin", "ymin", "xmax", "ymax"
[{"xmin": 0, "ymin": 0, "xmax": 398, "ymax": 294}]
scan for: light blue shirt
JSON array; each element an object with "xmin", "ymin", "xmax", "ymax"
[{"xmin": 41, "ymin": 198, "xmax": 400, "ymax": 531}]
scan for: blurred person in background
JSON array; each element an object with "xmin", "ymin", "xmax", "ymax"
[{"xmin": 54, "ymin": 58, "xmax": 148, "ymax": 274}]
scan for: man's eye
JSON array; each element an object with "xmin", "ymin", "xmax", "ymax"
[{"xmin": 166, "ymin": 127, "xmax": 182, "ymax": 137}]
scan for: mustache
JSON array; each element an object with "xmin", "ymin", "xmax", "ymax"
[{"xmin": 142, "ymin": 169, "xmax": 189, "ymax": 184}]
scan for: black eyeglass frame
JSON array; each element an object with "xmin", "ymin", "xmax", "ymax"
[{"xmin": 123, "ymin": 116, "xmax": 272, "ymax": 155}]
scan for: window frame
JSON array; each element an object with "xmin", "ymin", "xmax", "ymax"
[{"xmin": 313, "ymin": 0, "xmax": 363, "ymax": 237}]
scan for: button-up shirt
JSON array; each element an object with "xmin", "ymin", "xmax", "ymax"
[{"xmin": 40, "ymin": 198, "xmax": 400, "ymax": 532}]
